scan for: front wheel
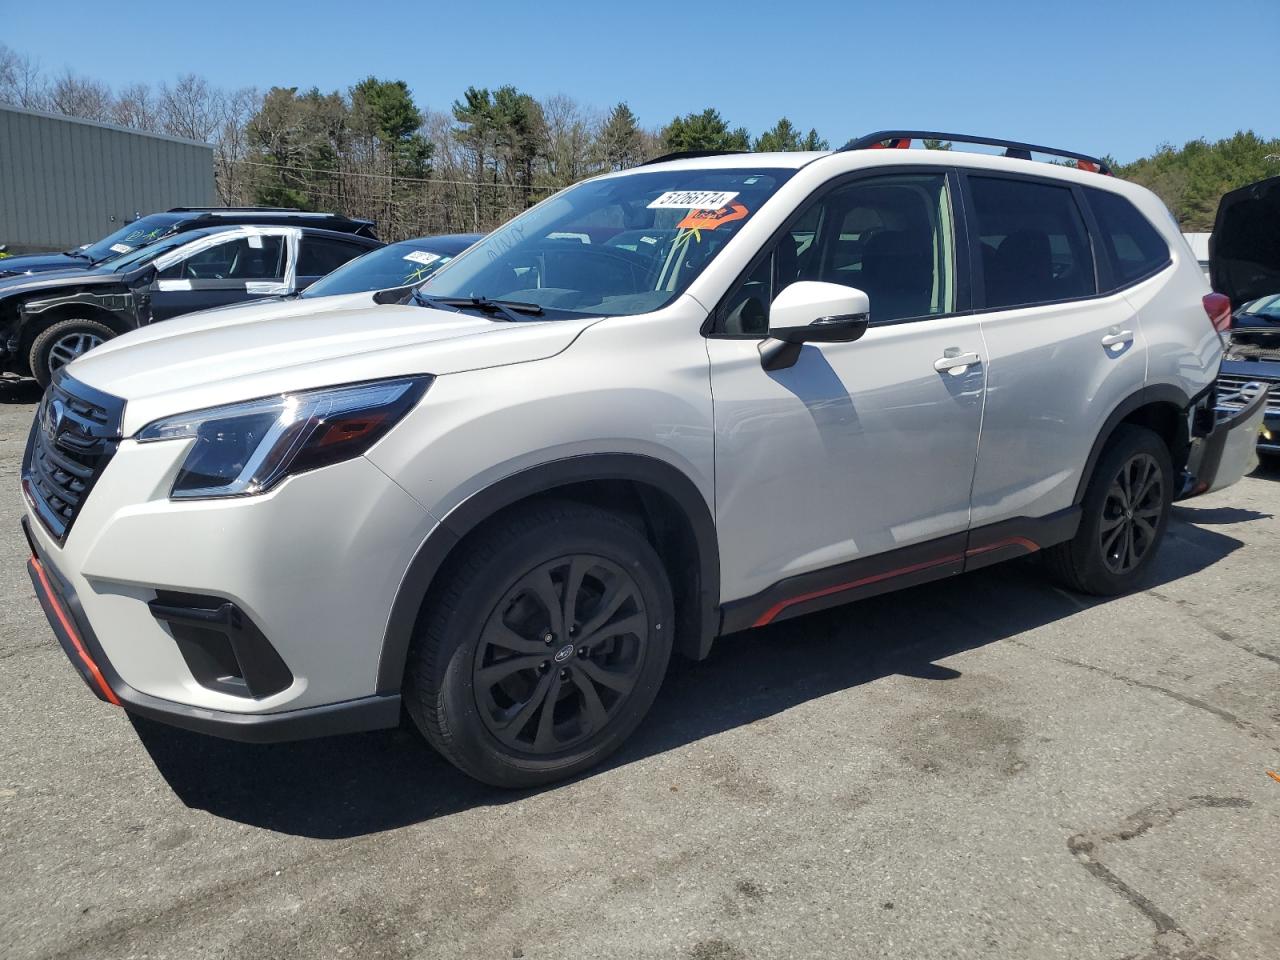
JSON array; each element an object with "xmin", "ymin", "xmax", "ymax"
[
  {"xmin": 28, "ymin": 318, "xmax": 115, "ymax": 387},
  {"xmin": 403, "ymin": 502, "xmax": 675, "ymax": 788},
  {"xmin": 1044, "ymin": 424, "xmax": 1173, "ymax": 595}
]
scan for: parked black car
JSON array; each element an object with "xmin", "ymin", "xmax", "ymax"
[
  {"xmin": 300, "ymin": 233, "xmax": 482, "ymax": 299},
  {"xmin": 0, "ymin": 207, "xmax": 377, "ymax": 278},
  {"xmin": 1211, "ymin": 175, "xmax": 1280, "ymax": 454},
  {"xmin": 0, "ymin": 224, "xmax": 380, "ymax": 385}
]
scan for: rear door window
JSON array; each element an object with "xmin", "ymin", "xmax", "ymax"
[
  {"xmin": 1084, "ymin": 188, "xmax": 1171, "ymax": 288},
  {"xmin": 967, "ymin": 176, "xmax": 1096, "ymax": 309},
  {"xmin": 298, "ymin": 236, "xmax": 370, "ymax": 277}
]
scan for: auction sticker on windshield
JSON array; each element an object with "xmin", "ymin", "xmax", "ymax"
[
  {"xmin": 109, "ymin": 244, "xmax": 133, "ymax": 254},
  {"xmin": 403, "ymin": 250, "xmax": 442, "ymax": 266},
  {"xmin": 647, "ymin": 190, "xmax": 739, "ymax": 210}
]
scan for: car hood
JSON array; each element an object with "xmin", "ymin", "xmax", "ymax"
[
  {"xmin": 0, "ymin": 267, "xmax": 124, "ymax": 298},
  {"xmin": 1211, "ymin": 175, "xmax": 1280, "ymax": 308},
  {"xmin": 0, "ymin": 252, "xmax": 91, "ymax": 277},
  {"xmin": 67, "ymin": 297, "xmax": 602, "ymax": 435}
]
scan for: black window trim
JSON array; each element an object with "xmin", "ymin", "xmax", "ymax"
[
  {"xmin": 1078, "ymin": 185, "xmax": 1174, "ymax": 294},
  {"xmin": 957, "ymin": 167, "xmax": 1110, "ymax": 315},
  {"xmin": 704, "ymin": 164, "xmax": 975, "ymax": 339}
]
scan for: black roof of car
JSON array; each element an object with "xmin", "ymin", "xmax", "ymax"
[{"xmin": 165, "ymin": 207, "xmax": 378, "ymax": 238}]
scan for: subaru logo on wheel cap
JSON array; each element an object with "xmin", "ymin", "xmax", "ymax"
[{"xmin": 554, "ymin": 643, "xmax": 575, "ymax": 663}]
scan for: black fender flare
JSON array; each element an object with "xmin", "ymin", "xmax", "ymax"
[
  {"xmin": 375, "ymin": 453, "xmax": 720, "ymax": 694},
  {"xmin": 1073, "ymin": 383, "xmax": 1193, "ymax": 504}
]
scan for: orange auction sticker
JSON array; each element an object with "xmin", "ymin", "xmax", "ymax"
[{"xmin": 677, "ymin": 202, "xmax": 750, "ymax": 232}]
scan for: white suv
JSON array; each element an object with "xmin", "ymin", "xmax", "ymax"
[{"xmin": 21, "ymin": 132, "xmax": 1267, "ymax": 787}]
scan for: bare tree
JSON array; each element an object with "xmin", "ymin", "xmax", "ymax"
[
  {"xmin": 0, "ymin": 44, "xmax": 49, "ymax": 109},
  {"xmin": 541, "ymin": 93, "xmax": 600, "ymax": 188},
  {"xmin": 111, "ymin": 82, "xmax": 161, "ymax": 131},
  {"xmin": 212, "ymin": 86, "xmax": 262, "ymax": 204},
  {"xmin": 48, "ymin": 69, "xmax": 113, "ymax": 122},
  {"xmin": 160, "ymin": 73, "xmax": 221, "ymax": 142}
]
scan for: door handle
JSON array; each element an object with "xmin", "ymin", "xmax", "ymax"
[
  {"xmin": 934, "ymin": 350, "xmax": 981, "ymax": 374},
  {"xmin": 1101, "ymin": 329, "xmax": 1134, "ymax": 348}
]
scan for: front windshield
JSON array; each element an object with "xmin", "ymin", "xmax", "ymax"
[
  {"xmin": 81, "ymin": 214, "xmax": 183, "ymax": 264},
  {"xmin": 1242, "ymin": 294, "xmax": 1280, "ymax": 320},
  {"xmin": 418, "ymin": 168, "xmax": 795, "ymax": 317},
  {"xmin": 303, "ymin": 242, "xmax": 459, "ymax": 299}
]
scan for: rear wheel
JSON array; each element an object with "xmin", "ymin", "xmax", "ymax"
[
  {"xmin": 28, "ymin": 319, "xmax": 114, "ymax": 387},
  {"xmin": 1044, "ymin": 425, "xmax": 1173, "ymax": 595},
  {"xmin": 403, "ymin": 502, "xmax": 675, "ymax": 788}
]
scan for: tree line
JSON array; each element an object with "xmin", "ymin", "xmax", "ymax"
[{"xmin": 2, "ymin": 44, "xmax": 1276, "ymax": 238}]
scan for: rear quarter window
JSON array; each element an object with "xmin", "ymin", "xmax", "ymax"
[{"xmin": 1085, "ymin": 188, "xmax": 1171, "ymax": 288}]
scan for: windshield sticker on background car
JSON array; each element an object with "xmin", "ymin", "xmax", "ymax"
[
  {"xmin": 677, "ymin": 202, "xmax": 750, "ymax": 232},
  {"xmin": 647, "ymin": 190, "xmax": 740, "ymax": 210},
  {"xmin": 109, "ymin": 243, "xmax": 133, "ymax": 254},
  {"xmin": 403, "ymin": 250, "xmax": 442, "ymax": 266}
]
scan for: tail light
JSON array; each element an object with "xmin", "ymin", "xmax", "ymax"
[{"xmin": 1203, "ymin": 293, "xmax": 1232, "ymax": 334}]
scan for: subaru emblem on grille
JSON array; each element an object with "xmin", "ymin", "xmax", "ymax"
[{"xmin": 42, "ymin": 398, "xmax": 65, "ymax": 443}]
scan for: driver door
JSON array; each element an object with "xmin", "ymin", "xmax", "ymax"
[
  {"xmin": 151, "ymin": 230, "xmax": 294, "ymax": 321},
  {"xmin": 708, "ymin": 169, "xmax": 987, "ymax": 624}
]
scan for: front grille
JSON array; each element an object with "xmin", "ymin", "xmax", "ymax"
[
  {"xmin": 1216, "ymin": 372, "xmax": 1280, "ymax": 417},
  {"xmin": 21, "ymin": 374, "xmax": 125, "ymax": 543}
]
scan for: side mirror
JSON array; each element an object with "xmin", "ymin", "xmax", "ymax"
[{"xmin": 760, "ymin": 281, "xmax": 870, "ymax": 371}]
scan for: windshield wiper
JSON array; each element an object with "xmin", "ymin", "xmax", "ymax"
[
  {"xmin": 63, "ymin": 249, "xmax": 93, "ymax": 261},
  {"xmin": 414, "ymin": 291, "xmax": 544, "ymax": 323}
]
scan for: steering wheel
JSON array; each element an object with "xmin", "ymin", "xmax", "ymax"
[{"xmin": 533, "ymin": 241, "xmax": 657, "ymax": 291}]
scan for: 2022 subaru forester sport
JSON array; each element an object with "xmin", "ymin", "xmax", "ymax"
[{"xmin": 21, "ymin": 132, "xmax": 1269, "ymax": 788}]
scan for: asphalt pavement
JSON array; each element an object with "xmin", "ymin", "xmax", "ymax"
[{"xmin": 2, "ymin": 376, "xmax": 1278, "ymax": 960}]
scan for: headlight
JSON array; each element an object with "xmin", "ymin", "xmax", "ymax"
[{"xmin": 136, "ymin": 377, "xmax": 431, "ymax": 499}]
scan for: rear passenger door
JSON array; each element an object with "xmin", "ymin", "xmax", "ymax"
[{"xmin": 962, "ymin": 172, "xmax": 1147, "ymax": 531}]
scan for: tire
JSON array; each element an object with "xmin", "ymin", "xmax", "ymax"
[
  {"xmin": 403, "ymin": 501, "xmax": 675, "ymax": 788},
  {"xmin": 28, "ymin": 319, "xmax": 115, "ymax": 387},
  {"xmin": 1044, "ymin": 424, "xmax": 1173, "ymax": 596}
]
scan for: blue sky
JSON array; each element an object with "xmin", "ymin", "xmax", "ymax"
[{"xmin": 3, "ymin": 0, "xmax": 1275, "ymax": 162}]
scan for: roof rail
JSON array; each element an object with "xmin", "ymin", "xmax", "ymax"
[
  {"xmin": 839, "ymin": 131, "xmax": 1112, "ymax": 175},
  {"xmin": 168, "ymin": 206, "xmax": 303, "ymax": 213},
  {"xmin": 640, "ymin": 149, "xmax": 747, "ymax": 166}
]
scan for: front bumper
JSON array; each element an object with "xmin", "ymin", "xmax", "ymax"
[
  {"xmin": 23, "ymin": 516, "xmax": 402, "ymax": 742},
  {"xmin": 1216, "ymin": 359, "xmax": 1280, "ymax": 452}
]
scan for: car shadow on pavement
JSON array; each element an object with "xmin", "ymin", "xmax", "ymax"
[{"xmin": 132, "ymin": 514, "xmax": 1243, "ymax": 840}]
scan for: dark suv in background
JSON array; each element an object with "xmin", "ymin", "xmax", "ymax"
[
  {"xmin": 0, "ymin": 207, "xmax": 377, "ymax": 278},
  {"xmin": 1, "ymin": 224, "xmax": 381, "ymax": 384}
]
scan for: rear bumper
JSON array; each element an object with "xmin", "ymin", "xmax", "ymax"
[
  {"xmin": 1183, "ymin": 383, "xmax": 1271, "ymax": 497},
  {"xmin": 23, "ymin": 517, "xmax": 401, "ymax": 743}
]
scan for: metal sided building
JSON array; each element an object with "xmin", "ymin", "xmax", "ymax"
[{"xmin": 0, "ymin": 105, "xmax": 217, "ymax": 253}]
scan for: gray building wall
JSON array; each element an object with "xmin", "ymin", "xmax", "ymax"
[{"xmin": 0, "ymin": 105, "xmax": 217, "ymax": 253}]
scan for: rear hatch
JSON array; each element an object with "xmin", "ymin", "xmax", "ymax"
[
  {"xmin": 1211, "ymin": 175, "xmax": 1280, "ymax": 309},
  {"xmin": 1210, "ymin": 176, "xmax": 1280, "ymax": 440}
]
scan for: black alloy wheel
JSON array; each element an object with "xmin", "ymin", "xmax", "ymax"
[
  {"xmin": 473, "ymin": 555, "xmax": 648, "ymax": 755},
  {"xmin": 1099, "ymin": 452, "xmax": 1164, "ymax": 575},
  {"xmin": 403, "ymin": 501, "xmax": 674, "ymax": 788}
]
